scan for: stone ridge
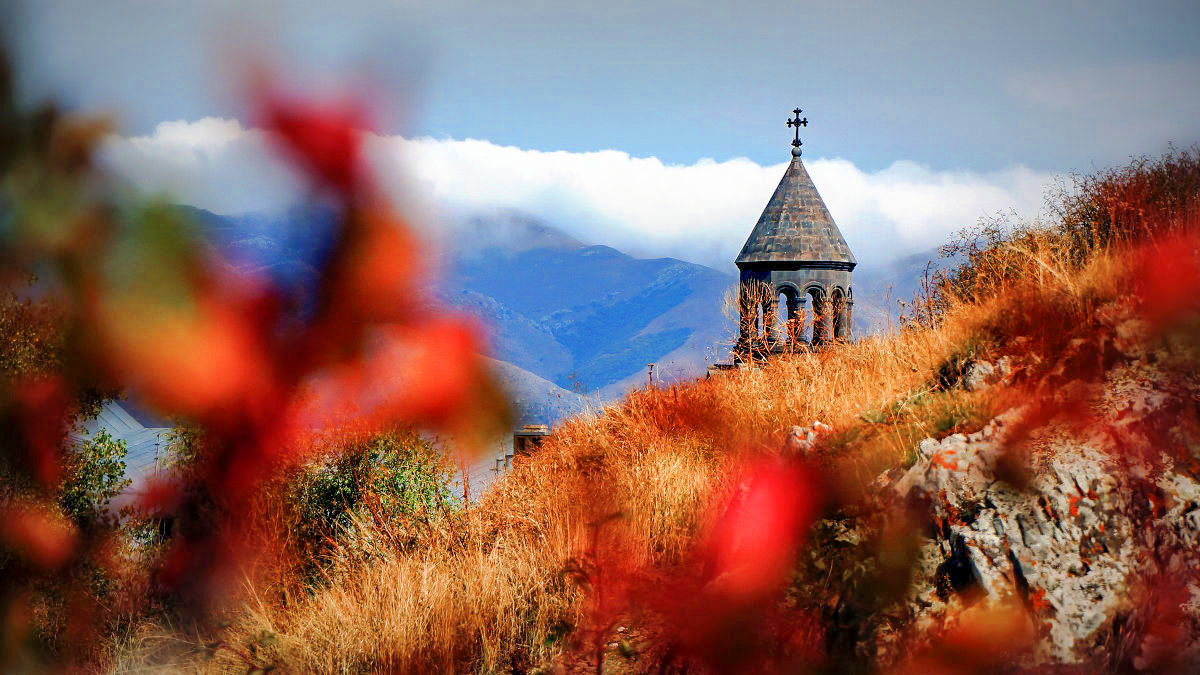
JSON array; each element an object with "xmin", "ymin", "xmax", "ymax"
[
  {"xmin": 736, "ymin": 157, "xmax": 856, "ymax": 266},
  {"xmin": 866, "ymin": 355, "xmax": 1200, "ymax": 667}
]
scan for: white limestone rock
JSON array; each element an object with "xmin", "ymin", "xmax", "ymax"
[
  {"xmin": 881, "ymin": 364, "xmax": 1200, "ymax": 667},
  {"xmin": 962, "ymin": 356, "xmax": 1013, "ymax": 391}
]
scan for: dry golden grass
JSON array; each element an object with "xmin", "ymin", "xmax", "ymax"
[
  {"xmin": 156, "ymin": 303, "xmax": 994, "ymax": 672},
  {"xmin": 116, "ymin": 228, "xmax": 1152, "ymax": 673},
  {"xmin": 103, "ymin": 148, "xmax": 1200, "ymax": 673}
]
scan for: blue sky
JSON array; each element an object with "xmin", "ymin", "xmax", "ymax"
[
  {"xmin": 14, "ymin": 0, "xmax": 1200, "ymax": 172},
  {"xmin": 9, "ymin": 1, "xmax": 1200, "ymax": 270}
]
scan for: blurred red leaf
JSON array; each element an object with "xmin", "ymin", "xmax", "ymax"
[
  {"xmin": 705, "ymin": 458, "xmax": 821, "ymax": 600},
  {"xmin": 96, "ymin": 285, "xmax": 272, "ymax": 418},
  {"xmin": 894, "ymin": 602, "xmax": 1036, "ymax": 675},
  {"xmin": 258, "ymin": 95, "xmax": 368, "ymax": 195},
  {"xmin": 0, "ymin": 504, "xmax": 77, "ymax": 570},
  {"xmin": 337, "ymin": 207, "xmax": 423, "ymax": 319},
  {"xmin": 130, "ymin": 475, "xmax": 183, "ymax": 516},
  {"xmin": 294, "ymin": 316, "xmax": 491, "ymax": 434},
  {"xmin": 634, "ymin": 457, "xmax": 824, "ymax": 670},
  {"xmin": 15, "ymin": 375, "xmax": 71, "ymax": 486},
  {"xmin": 1134, "ymin": 231, "xmax": 1200, "ymax": 328}
]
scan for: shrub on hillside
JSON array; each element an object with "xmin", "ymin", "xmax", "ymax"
[
  {"xmin": 288, "ymin": 431, "xmax": 454, "ymax": 564},
  {"xmin": 1056, "ymin": 146, "xmax": 1200, "ymax": 256},
  {"xmin": 923, "ymin": 146, "xmax": 1200, "ymax": 317}
]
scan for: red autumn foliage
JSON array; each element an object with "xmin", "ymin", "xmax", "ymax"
[
  {"xmin": 1132, "ymin": 229, "xmax": 1200, "ymax": 330},
  {"xmin": 95, "ymin": 283, "xmax": 273, "ymax": 418},
  {"xmin": 1127, "ymin": 572, "xmax": 1197, "ymax": 671},
  {"xmin": 15, "ymin": 375, "xmax": 71, "ymax": 488},
  {"xmin": 895, "ymin": 603, "xmax": 1037, "ymax": 675},
  {"xmin": 256, "ymin": 95, "xmax": 370, "ymax": 195},
  {"xmin": 93, "ymin": 88, "xmax": 510, "ymax": 604},
  {"xmin": 666, "ymin": 459, "xmax": 824, "ymax": 670},
  {"xmin": 0, "ymin": 505, "xmax": 77, "ymax": 570},
  {"xmin": 597, "ymin": 458, "xmax": 827, "ymax": 672},
  {"xmin": 704, "ymin": 458, "xmax": 821, "ymax": 602},
  {"xmin": 0, "ymin": 65, "xmax": 508, "ymax": 664}
]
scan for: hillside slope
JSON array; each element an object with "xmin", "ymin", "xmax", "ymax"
[
  {"xmin": 436, "ymin": 212, "xmax": 735, "ymax": 394},
  {"xmin": 201, "ymin": 237, "xmax": 1198, "ymax": 673},
  {"xmin": 166, "ymin": 150, "xmax": 1200, "ymax": 673},
  {"xmin": 484, "ymin": 356, "xmax": 590, "ymax": 424}
]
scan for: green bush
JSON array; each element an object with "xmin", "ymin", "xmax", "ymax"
[
  {"xmin": 290, "ymin": 430, "xmax": 455, "ymax": 560},
  {"xmin": 58, "ymin": 428, "xmax": 129, "ymax": 529}
]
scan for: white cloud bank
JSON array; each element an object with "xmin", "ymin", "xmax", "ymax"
[{"xmin": 101, "ymin": 118, "xmax": 1054, "ymax": 271}]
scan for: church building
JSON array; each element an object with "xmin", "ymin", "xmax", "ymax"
[{"xmin": 735, "ymin": 109, "xmax": 856, "ymax": 361}]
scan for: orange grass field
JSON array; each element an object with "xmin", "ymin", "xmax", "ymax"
[
  {"xmin": 2, "ymin": 61, "xmax": 1196, "ymax": 671},
  {"xmin": 121, "ymin": 170, "xmax": 1200, "ymax": 669}
]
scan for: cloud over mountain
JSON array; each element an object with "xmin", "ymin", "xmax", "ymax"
[{"xmin": 101, "ymin": 118, "xmax": 1054, "ymax": 270}]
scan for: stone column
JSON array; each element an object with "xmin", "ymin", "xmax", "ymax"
[
  {"xmin": 762, "ymin": 296, "xmax": 777, "ymax": 346},
  {"xmin": 789, "ymin": 295, "xmax": 806, "ymax": 344},
  {"xmin": 809, "ymin": 293, "xmax": 825, "ymax": 346}
]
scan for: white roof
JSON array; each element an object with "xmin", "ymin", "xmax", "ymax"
[{"xmin": 70, "ymin": 400, "xmax": 172, "ymax": 484}]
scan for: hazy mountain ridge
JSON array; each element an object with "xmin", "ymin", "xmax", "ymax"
[
  {"xmin": 187, "ymin": 206, "xmax": 741, "ymax": 421},
  {"xmin": 184, "ymin": 205, "xmax": 944, "ymax": 421},
  {"xmin": 438, "ymin": 217, "xmax": 737, "ymax": 396},
  {"xmin": 444, "ymin": 288, "xmax": 574, "ymax": 382},
  {"xmin": 483, "ymin": 357, "xmax": 590, "ymax": 423}
]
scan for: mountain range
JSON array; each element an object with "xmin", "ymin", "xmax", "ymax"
[
  {"xmin": 180, "ymin": 205, "xmax": 942, "ymax": 423},
  {"xmin": 437, "ymin": 212, "xmax": 735, "ymax": 397}
]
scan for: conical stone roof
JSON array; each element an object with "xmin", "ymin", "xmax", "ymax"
[{"xmin": 736, "ymin": 151, "xmax": 856, "ymax": 267}]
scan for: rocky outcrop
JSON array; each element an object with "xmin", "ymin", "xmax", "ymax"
[
  {"xmin": 786, "ymin": 421, "xmax": 833, "ymax": 455},
  {"xmin": 961, "ymin": 355, "xmax": 1012, "ymax": 392},
  {"xmin": 872, "ymin": 360, "xmax": 1200, "ymax": 669}
]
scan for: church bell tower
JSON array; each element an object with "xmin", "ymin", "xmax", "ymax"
[{"xmin": 735, "ymin": 109, "xmax": 856, "ymax": 360}]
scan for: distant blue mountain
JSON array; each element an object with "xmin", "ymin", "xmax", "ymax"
[
  {"xmin": 179, "ymin": 206, "xmax": 737, "ymax": 421},
  {"xmin": 180, "ymin": 205, "xmax": 941, "ymax": 421},
  {"xmin": 440, "ymin": 213, "xmax": 734, "ymax": 393}
]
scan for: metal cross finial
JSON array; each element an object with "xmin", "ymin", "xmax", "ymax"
[{"xmin": 787, "ymin": 108, "xmax": 808, "ymax": 148}]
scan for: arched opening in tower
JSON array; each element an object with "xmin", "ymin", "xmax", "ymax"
[
  {"xmin": 832, "ymin": 288, "xmax": 848, "ymax": 340},
  {"xmin": 776, "ymin": 288, "xmax": 803, "ymax": 346},
  {"xmin": 807, "ymin": 287, "xmax": 827, "ymax": 345}
]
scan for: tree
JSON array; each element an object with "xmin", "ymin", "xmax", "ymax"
[
  {"xmin": 58, "ymin": 428, "xmax": 129, "ymax": 529},
  {"xmin": 291, "ymin": 430, "xmax": 454, "ymax": 560}
]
